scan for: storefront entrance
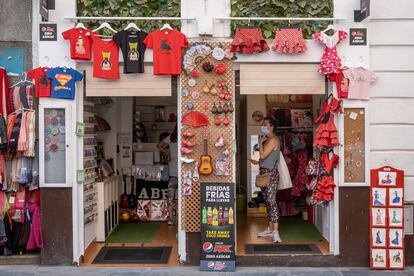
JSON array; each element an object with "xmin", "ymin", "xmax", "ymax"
[{"xmin": 80, "ymin": 95, "xmax": 179, "ymax": 267}]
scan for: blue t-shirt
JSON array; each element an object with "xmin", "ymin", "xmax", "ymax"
[{"xmin": 46, "ymin": 67, "xmax": 83, "ymax": 100}]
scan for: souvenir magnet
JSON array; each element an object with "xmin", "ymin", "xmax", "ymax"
[
  {"xmin": 191, "ymin": 91, "xmax": 200, "ymax": 100},
  {"xmin": 51, "ymin": 127, "xmax": 59, "ymax": 136},
  {"xmin": 187, "ymin": 103, "xmax": 194, "ymax": 110},
  {"xmin": 188, "ymin": 78, "xmax": 196, "ymax": 87},
  {"xmin": 45, "ymin": 127, "xmax": 51, "ymax": 135},
  {"xmin": 182, "ymin": 89, "xmax": 189, "ymax": 97}
]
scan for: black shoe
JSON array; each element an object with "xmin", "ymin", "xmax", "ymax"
[{"xmin": 3, "ymin": 247, "xmax": 12, "ymax": 256}]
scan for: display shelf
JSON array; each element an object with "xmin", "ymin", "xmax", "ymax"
[{"xmin": 83, "ymin": 100, "xmax": 99, "ymax": 225}]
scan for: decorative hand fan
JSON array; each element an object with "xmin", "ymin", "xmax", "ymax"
[{"xmin": 181, "ymin": 111, "xmax": 209, "ymax": 127}]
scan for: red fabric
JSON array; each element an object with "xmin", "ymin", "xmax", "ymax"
[
  {"xmin": 0, "ymin": 69, "xmax": 9, "ymax": 117},
  {"xmin": 313, "ymin": 30, "xmax": 348, "ymax": 75},
  {"xmin": 291, "ymin": 149, "xmax": 308, "ymax": 197},
  {"xmin": 329, "ymin": 69, "xmax": 349, "ymax": 98},
  {"xmin": 92, "ymin": 37, "xmax": 120, "ymax": 80},
  {"xmin": 320, "ymin": 152, "xmax": 339, "ymax": 173},
  {"xmin": 272, "ymin": 28, "xmax": 307, "ymax": 54},
  {"xmin": 314, "ymin": 176, "xmax": 336, "ymax": 203},
  {"xmin": 313, "ymin": 113, "xmax": 339, "ymax": 148},
  {"xmin": 62, "ymin": 28, "xmax": 94, "ymax": 60},
  {"xmin": 27, "ymin": 67, "xmax": 51, "ymax": 97},
  {"xmin": 329, "ymin": 96, "xmax": 343, "ymax": 114},
  {"xmin": 144, "ymin": 30, "xmax": 188, "ymax": 75},
  {"xmin": 231, "ymin": 28, "xmax": 269, "ymax": 54}
]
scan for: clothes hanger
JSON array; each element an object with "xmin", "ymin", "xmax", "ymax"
[
  {"xmin": 10, "ymin": 72, "xmax": 34, "ymax": 88},
  {"xmin": 125, "ymin": 22, "xmax": 140, "ymax": 31},
  {"xmin": 93, "ymin": 22, "xmax": 118, "ymax": 34},
  {"xmin": 322, "ymin": 24, "xmax": 337, "ymax": 35},
  {"xmin": 160, "ymin": 23, "xmax": 173, "ymax": 31},
  {"xmin": 75, "ymin": 22, "xmax": 87, "ymax": 30}
]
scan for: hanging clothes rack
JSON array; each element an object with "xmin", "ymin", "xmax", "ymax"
[
  {"xmin": 214, "ymin": 17, "xmax": 347, "ymax": 23},
  {"xmin": 65, "ymin": 16, "xmax": 196, "ymax": 21}
]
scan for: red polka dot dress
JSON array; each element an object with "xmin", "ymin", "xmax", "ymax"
[{"xmin": 313, "ymin": 30, "xmax": 348, "ymax": 75}]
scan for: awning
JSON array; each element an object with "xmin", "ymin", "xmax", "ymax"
[
  {"xmin": 240, "ymin": 63, "xmax": 325, "ymax": 95},
  {"xmin": 78, "ymin": 64, "xmax": 172, "ymax": 97}
]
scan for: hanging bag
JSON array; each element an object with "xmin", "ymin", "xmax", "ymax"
[
  {"xmin": 277, "ymin": 152, "xmax": 292, "ymax": 190},
  {"xmin": 255, "ymin": 153, "xmax": 278, "ymax": 188}
]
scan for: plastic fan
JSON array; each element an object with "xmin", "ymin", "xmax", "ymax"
[{"xmin": 181, "ymin": 111, "xmax": 209, "ymax": 127}]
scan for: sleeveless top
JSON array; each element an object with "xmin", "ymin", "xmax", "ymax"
[{"xmin": 260, "ymin": 148, "xmax": 280, "ymax": 170}]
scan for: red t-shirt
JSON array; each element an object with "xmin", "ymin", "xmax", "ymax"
[
  {"xmin": 329, "ymin": 69, "xmax": 349, "ymax": 99},
  {"xmin": 62, "ymin": 28, "xmax": 94, "ymax": 60},
  {"xmin": 144, "ymin": 30, "xmax": 188, "ymax": 75},
  {"xmin": 27, "ymin": 67, "xmax": 51, "ymax": 97},
  {"xmin": 92, "ymin": 37, "xmax": 120, "ymax": 80}
]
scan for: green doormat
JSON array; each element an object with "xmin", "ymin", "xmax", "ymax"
[
  {"xmin": 278, "ymin": 218, "xmax": 324, "ymax": 242},
  {"xmin": 106, "ymin": 223, "xmax": 161, "ymax": 243}
]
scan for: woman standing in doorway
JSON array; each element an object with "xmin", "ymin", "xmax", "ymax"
[
  {"xmin": 251, "ymin": 115, "xmax": 282, "ymax": 242},
  {"xmin": 158, "ymin": 124, "xmax": 178, "ymax": 225}
]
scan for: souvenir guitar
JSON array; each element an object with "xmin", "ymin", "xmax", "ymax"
[
  {"xmin": 198, "ymin": 128, "xmax": 213, "ymax": 175},
  {"xmin": 120, "ymin": 175, "xmax": 129, "ymax": 209},
  {"xmin": 128, "ymin": 176, "xmax": 137, "ymax": 209}
]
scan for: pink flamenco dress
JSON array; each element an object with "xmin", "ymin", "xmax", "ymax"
[{"xmin": 313, "ymin": 30, "xmax": 348, "ymax": 75}]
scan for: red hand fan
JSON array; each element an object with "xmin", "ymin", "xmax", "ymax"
[{"xmin": 181, "ymin": 111, "xmax": 209, "ymax": 127}]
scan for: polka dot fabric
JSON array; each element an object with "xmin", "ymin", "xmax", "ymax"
[{"xmin": 313, "ymin": 30, "xmax": 348, "ymax": 75}]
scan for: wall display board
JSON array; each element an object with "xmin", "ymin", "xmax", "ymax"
[
  {"xmin": 180, "ymin": 42, "xmax": 235, "ymax": 233},
  {"xmin": 344, "ymin": 108, "xmax": 366, "ymax": 184},
  {"xmin": 200, "ymin": 183, "xmax": 235, "ymax": 272},
  {"xmin": 370, "ymin": 166, "xmax": 405, "ymax": 270}
]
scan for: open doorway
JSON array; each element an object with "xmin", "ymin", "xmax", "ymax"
[
  {"xmin": 81, "ymin": 94, "xmax": 179, "ymax": 267},
  {"xmin": 236, "ymin": 93, "xmax": 334, "ymax": 256}
]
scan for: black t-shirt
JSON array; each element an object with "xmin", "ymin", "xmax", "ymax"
[{"xmin": 114, "ymin": 30, "xmax": 148, "ymax": 73}]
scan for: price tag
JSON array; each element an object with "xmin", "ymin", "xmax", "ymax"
[{"xmin": 9, "ymin": 196, "xmax": 15, "ymax": 204}]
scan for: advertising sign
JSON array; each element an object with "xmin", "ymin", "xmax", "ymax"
[
  {"xmin": 39, "ymin": 23, "xmax": 57, "ymax": 41},
  {"xmin": 200, "ymin": 183, "xmax": 236, "ymax": 272},
  {"xmin": 350, "ymin": 28, "xmax": 367, "ymax": 46}
]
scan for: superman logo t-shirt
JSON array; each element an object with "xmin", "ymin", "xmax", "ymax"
[{"xmin": 46, "ymin": 67, "xmax": 83, "ymax": 100}]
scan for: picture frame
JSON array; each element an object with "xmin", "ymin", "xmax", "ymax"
[
  {"xmin": 388, "ymin": 228, "xmax": 403, "ymax": 248},
  {"xmin": 372, "ymin": 188, "xmax": 387, "ymax": 207},
  {"xmin": 389, "ymin": 249, "xmax": 404, "ymax": 269},
  {"xmin": 372, "ymin": 207, "xmax": 386, "ymax": 227},
  {"xmin": 371, "ymin": 248, "xmax": 387, "ymax": 269},
  {"xmin": 388, "ymin": 188, "xmax": 403, "ymax": 207},
  {"xmin": 371, "ymin": 228, "xmax": 386, "ymax": 247},
  {"xmin": 388, "ymin": 208, "xmax": 404, "ymax": 228},
  {"xmin": 378, "ymin": 171, "xmax": 397, "ymax": 186}
]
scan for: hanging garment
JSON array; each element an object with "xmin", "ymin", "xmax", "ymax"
[
  {"xmin": 291, "ymin": 149, "xmax": 308, "ymax": 197},
  {"xmin": 231, "ymin": 27, "xmax": 269, "ymax": 54},
  {"xmin": 24, "ymin": 111, "xmax": 35, "ymax": 157},
  {"xmin": 18, "ymin": 157, "xmax": 33, "ymax": 186},
  {"xmin": 272, "ymin": 28, "xmax": 307, "ymax": 54},
  {"xmin": 26, "ymin": 189, "xmax": 43, "ymax": 250},
  {"xmin": 0, "ymin": 156, "xmax": 6, "ymax": 190},
  {"xmin": 28, "ymin": 143, "xmax": 39, "ymax": 191},
  {"xmin": 313, "ymin": 113, "xmax": 339, "ymax": 148},
  {"xmin": 17, "ymin": 111, "xmax": 28, "ymax": 153},
  {"xmin": 0, "ymin": 115, "xmax": 7, "ymax": 153},
  {"xmin": 313, "ymin": 30, "xmax": 348, "ymax": 75},
  {"xmin": 8, "ymin": 112, "xmax": 22, "ymax": 156},
  {"xmin": 0, "ymin": 68, "xmax": 10, "ymax": 118}
]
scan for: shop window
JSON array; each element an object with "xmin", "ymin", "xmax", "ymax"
[
  {"xmin": 344, "ymin": 108, "xmax": 366, "ymax": 184},
  {"xmin": 40, "ymin": 104, "xmax": 71, "ymax": 187}
]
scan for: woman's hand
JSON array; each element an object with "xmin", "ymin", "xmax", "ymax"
[{"xmin": 250, "ymin": 159, "xmax": 259, "ymax": 165}]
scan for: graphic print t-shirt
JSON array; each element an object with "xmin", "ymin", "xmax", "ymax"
[
  {"xmin": 27, "ymin": 67, "xmax": 51, "ymax": 97},
  {"xmin": 62, "ymin": 28, "xmax": 94, "ymax": 60},
  {"xmin": 92, "ymin": 37, "xmax": 120, "ymax": 80},
  {"xmin": 143, "ymin": 30, "xmax": 188, "ymax": 75},
  {"xmin": 113, "ymin": 30, "xmax": 148, "ymax": 74},
  {"xmin": 46, "ymin": 67, "xmax": 83, "ymax": 100}
]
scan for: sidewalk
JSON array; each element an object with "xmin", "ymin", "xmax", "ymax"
[{"xmin": 0, "ymin": 266, "xmax": 412, "ymax": 276}]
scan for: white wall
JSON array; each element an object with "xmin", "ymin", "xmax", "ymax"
[{"xmin": 370, "ymin": 0, "xmax": 414, "ymax": 202}]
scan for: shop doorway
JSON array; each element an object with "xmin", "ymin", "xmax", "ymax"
[
  {"xmin": 235, "ymin": 93, "xmax": 334, "ymax": 256},
  {"xmin": 81, "ymin": 95, "xmax": 179, "ymax": 267}
]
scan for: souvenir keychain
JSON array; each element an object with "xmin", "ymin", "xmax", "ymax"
[
  {"xmin": 182, "ymin": 170, "xmax": 192, "ymax": 196},
  {"xmin": 193, "ymin": 162, "xmax": 200, "ymax": 182},
  {"xmin": 215, "ymin": 149, "xmax": 230, "ymax": 176}
]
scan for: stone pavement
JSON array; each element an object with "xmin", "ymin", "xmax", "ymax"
[{"xmin": 0, "ymin": 266, "xmax": 413, "ymax": 276}]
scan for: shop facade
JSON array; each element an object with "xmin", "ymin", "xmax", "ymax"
[{"xmin": 26, "ymin": 0, "xmax": 413, "ymax": 268}]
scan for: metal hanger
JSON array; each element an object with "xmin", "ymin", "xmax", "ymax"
[
  {"xmin": 160, "ymin": 23, "xmax": 173, "ymax": 31},
  {"xmin": 75, "ymin": 22, "xmax": 87, "ymax": 30},
  {"xmin": 124, "ymin": 22, "xmax": 141, "ymax": 31},
  {"xmin": 93, "ymin": 22, "xmax": 117, "ymax": 34},
  {"xmin": 322, "ymin": 24, "xmax": 337, "ymax": 35},
  {"xmin": 10, "ymin": 72, "xmax": 34, "ymax": 88}
]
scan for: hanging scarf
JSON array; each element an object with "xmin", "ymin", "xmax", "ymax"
[
  {"xmin": 8, "ymin": 112, "xmax": 22, "ymax": 156},
  {"xmin": 24, "ymin": 111, "xmax": 35, "ymax": 157},
  {"xmin": 17, "ymin": 111, "xmax": 28, "ymax": 153}
]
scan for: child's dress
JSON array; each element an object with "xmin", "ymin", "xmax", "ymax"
[{"xmin": 313, "ymin": 30, "xmax": 348, "ymax": 75}]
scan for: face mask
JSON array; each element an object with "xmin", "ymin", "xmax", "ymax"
[{"xmin": 261, "ymin": 126, "xmax": 269, "ymax": 134}]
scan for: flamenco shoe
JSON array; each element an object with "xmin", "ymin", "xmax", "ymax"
[
  {"xmin": 180, "ymin": 157, "xmax": 195, "ymax": 164},
  {"xmin": 183, "ymin": 132, "xmax": 195, "ymax": 139},
  {"xmin": 182, "ymin": 140, "xmax": 196, "ymax": 147},
  {"xmin": 180, "ymin": 148, "xmax": 193, "ymax": 155},
  {"xmin": 214, "ymin": 136, "xmax": 225, "ymax": 148}
]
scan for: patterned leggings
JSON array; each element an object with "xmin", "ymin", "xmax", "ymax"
[
  {"xmin": 260, "ymin": 168, "xmax": 280, "ymax": 223},
  {"xmin": 167, "ymin": 177, "xmax": 178, "ymax": 223}
]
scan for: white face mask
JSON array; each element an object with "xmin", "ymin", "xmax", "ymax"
[{"xmin": 260, "ymin": 126, "xmax": 269, "ymax": 134}]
